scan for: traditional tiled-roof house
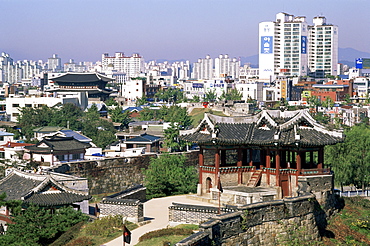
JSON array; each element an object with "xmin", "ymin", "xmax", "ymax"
[
  {"xmin": 0, "ymin": 169, "xmax": 90, "ymax": 214},
  {"xmin": 24, "ymin": 136, "xmax": 91, "ymax": 167},
  {"xmin": 48, "ymin": 72, "xmax": 114, "ymax": 101},
  {"xmin": 180, "ymin": 109, "xmax": 344, "ymax": 200}
]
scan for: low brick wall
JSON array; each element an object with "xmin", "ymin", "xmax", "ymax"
[
  {"xmin": 50, "ymin": 151, "xmax": 199, "ymax": 195},
  {"xmin": 169, "ymin": 203, "xmax": 236, "ymax": 226},
  {"xmin": 99, "ymin": 198, "xmax": 144, "ymax": 223},
  {"xmin": 175, "ymin": 194, "xmax": 331, "ymax": 246},
  {"xmin": 98, "ymin": 184, "xmax": 146, "ymax": 223},
  {"xmin": 105, "ymin": 184, "xmax": 146, "ymax": 202}
]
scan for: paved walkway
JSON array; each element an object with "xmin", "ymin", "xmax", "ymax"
[{"xmin": 103, "ymin": 195, "xmax": 216, "ymax": 246}]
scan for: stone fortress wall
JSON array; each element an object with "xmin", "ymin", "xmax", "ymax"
[{"xmin": 175, "ymin": 192, "xmax": 340, "ymax": 246}]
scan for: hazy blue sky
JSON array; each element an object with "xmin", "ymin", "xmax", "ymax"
[{"xmin": 1, "ymin": 0, "xmax": 369, "ymax": 63}]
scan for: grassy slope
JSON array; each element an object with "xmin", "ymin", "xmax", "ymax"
[
  {"xmin": 189, "ymin": 107, "xmax": 227, "ymax": 127},
  {"xmin": 323, "ymin": 197, "xmax": 370, "ymax": 245}
]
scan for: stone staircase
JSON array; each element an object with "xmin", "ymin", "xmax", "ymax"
[{"xmin": 247, "ymin": 169, "xmax": 262, "ymax": 187}]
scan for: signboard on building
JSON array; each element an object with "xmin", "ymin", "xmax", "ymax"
[
  {"xmin": 356, "ymin": 58, "xmax": 363, "ymax": 69},
  {"xmin": 362, "ymin": 58, "xmax": 370, "ymax": 69},
  {"xmin": 192, "ymin": 83, "xmax": 203, "ymax": 88},
  {"xmin": 261, "ymin": 36, "xmax": 273, "ymax": 54},
  {"xmin": 302, "ymin": 91, "xmax": 311, "ymax": 98},
  {"xmin": 301, "ymin": 36, "xmax": 307, "ymax": 54}
]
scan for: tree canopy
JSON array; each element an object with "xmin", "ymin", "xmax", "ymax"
[
  {"xmin": 143, "ymin": 153, "xmax": 198, "ymax": 198},
  {"xmin": 204, "ymin": 89, "xmax": 217, "ymax": 102},
  {"xmin": 0, "ymin": 205, "xmax": 88, "ymax": 246},
  {"xmin": 325, "ymin": 124, "xmax": 370, "ymax": 191},
  {"xmin": 138, "ymin": 106, "xmax": 192, "ymax": 129},
  {"xmin": 154, "ymin": 87, "xmax": 184, "ymax": 103},
  {"xmin": 163, "ymin": 122, "xmax": 189, "ymax": 152},
  {"xmin": 219, "ymin": 88, "xmax": 243, "ymax": 101},
  {"xmin": 17, "ymin": 103, "xmax": 117, "ymax": 148}
]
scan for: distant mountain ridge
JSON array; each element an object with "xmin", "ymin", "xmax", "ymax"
[{"xmin": 152, "ymin": 48, "xmax": 370, "ymax": 68}]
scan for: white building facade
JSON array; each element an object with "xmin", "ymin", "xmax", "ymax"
[
  {"xmin": 308, "ymin": 17, "xmax": 339, "ymax": 77},
  {"xmin": 259, "ymin": 12, "xmax": 309, "ymax": 81},
  {"xmin": 101, "ymin": 52, "xmax": 144, "ymax": 78}
]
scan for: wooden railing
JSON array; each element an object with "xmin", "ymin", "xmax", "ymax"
[
  {"xmin": 200, "ymin": 166, "xmax": 256, "ymax": 174},
  {"xmin": 300, "ymin": 168, "xmax": 331, "ymax": 176},
  {"xmin": 201, "ymin": 166, "xmax": 331, "ymax": 176}
]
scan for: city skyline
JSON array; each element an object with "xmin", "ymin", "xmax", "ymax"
[{"xmin": 1, "ymin": 0, "xmax": 369, "ymax": 63}]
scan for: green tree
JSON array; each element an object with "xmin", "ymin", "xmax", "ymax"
[
  {"xmin": 344, "ymin": 94, "xmax": 351, "ymax": 105},
  {"xmin": 204, "ymin": 89, "xmax": 217, "ymax": 102},
  {"xmin": 0, "ymin": 205, "xmax": 88, "ymax": 246},
  {"xmin": 138, "ymin": 106, "xmax": 192, "ymax": 129},
  {"xmin": 322, "ymin": 97, "xmax": 334, "ymax": 108},
  {"xmin": 155, "ymin": 88, "xmax": 184, "ymax": 103},
  {"xmin": 17, "ymin": 105, "xmax": 56, "ymax": 139},
  {"xmin": 108, "ymin": 106, "xmax": 132, "ymax": 128},
  {"xmin": 81, "ymin": 104, "xmax": 117, "ymax": 148},
  {"xmin": 104, "ymin": 97, "xmax": 118, "ymax": 106},
  {"xmin": 219, "ymin": 88, "xmax": 243, "ymax": 101},
  {"xmin": 144, "ymin": 154, "xmax": 198, "ymax": 198},
  {"xmin": 190, "ymin": 95, "xmax": 201, "ymax": 103},
  {"xmin": 163, "ymin": 123, "xmax": 189, "ymax": 152},
  {"xmin": 163, "ymin": 106, "xmax": 192, "ymax": 129},
  {"xmin": 135, "ymin": 96, "xmax": 147, "ymax": 106},
  {"xmin": 325, "ymin": 124, "xmax": 370, "ymax": 191},
  {"xmin": 49, "ymin": 103, "xmax": 83, "ymax": 130}
]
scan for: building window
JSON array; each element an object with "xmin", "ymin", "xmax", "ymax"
[
  {"xmin": 12, "ymin": 104, "xmax": 19, "ymax": 107},
  {"xmin": 72, "ymin": 153, "xmax": 80, "ymax": 160}
]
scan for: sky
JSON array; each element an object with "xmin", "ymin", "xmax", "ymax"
[{"xmin": 1, "ymin": 0, "xmax": 370, "ymax": 63}]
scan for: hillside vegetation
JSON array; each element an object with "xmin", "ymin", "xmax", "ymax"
[{"xmin": 322, "ymin": 197, "xmax": 370, "ymax": 245}]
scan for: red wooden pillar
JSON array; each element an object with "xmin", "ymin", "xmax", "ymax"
[
  {"xmin": 266, "ymin": 149, "xmax": 271, "ymax": 186},
  {"xmin": 275, "ymin": 150, "xmax": 281, "ymax": 186},
  {"xmin": 199, "ymin": 147, "xmax": 204, "ymax": 184},
  {"xmin": 215, "ymin": 149, "xmax": 220, "ymax": 182},
  {"xmin": 296, "ymin": 151, "xmax": 302, "ymax": 186},
  {"xmin": 237, "ymin": 148, "xmax": 242, "ymax": 184}
]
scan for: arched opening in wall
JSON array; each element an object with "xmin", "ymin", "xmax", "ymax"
[{"xmin": 206, "ymin": 177, "xmax": 212, "ymax": 193}]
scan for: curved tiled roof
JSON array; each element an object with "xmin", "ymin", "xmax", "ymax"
[
  {"xmin": 180, "ymin": 109, "xmax": 344, "ymax": 147},
  {"xmin": 25, "ymin": 136, "xmax": 91, "ymax": 153},
  {"xmin": 0, "ymin": 169, "xmax": 90, "ymax": 206},
  {"xmin": 24, "ymin": 192, "xmax": 90, "ymax": 206}
]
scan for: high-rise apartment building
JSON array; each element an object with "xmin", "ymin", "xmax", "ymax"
[
  {"xmin": 259, "ymin": 13, "xmax": 309, "ymax": 80},
  {"xmin": 48, "ymin": 54, "xmax": 62, "ymax": 72},
  {"xmin": 259, "ymin": 12, "xmax": 338, "ymax": 80},
  {"xmin": 308, "ymin": 17, "xmax": 338, "ymax": 77},
  {"xmin": 101, "ymin": 52, "xmax": 144, "ymax": 78},
  {"xmin": 214, "ymin": 54, "xmax": 240, "ymax": 79},
  {"xmin": 191, "ymin": 55, "xmax": 213, "ymax": 80}
]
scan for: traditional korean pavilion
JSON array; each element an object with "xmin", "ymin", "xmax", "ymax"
[
  {"xmin": 180, "ymin": 109, "xmax": 344, "ymax": 199},
  {"xmin": 48, "ymin": 72, "xmax": 113, "ymax": 100}
]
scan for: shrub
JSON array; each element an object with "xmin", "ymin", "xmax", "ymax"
[
  {"xmin": 50, "ymin": 221, "xmax": 85, "ymax": 246},
  {"xmin": 138, "ymin": 228, "xmax": 194, "ymax": 242},
  {"xmin": 65, "ymin": 236, "xmax": 94, "ymax": 246},
  {"xmin": 84, "ymin": 215, "xmax": 124, "ymax": 237}
]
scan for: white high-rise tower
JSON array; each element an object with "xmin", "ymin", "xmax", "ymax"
[
  {"xmin": 259, "ymin": 12, "xmax": 309, "ymax": 81},
  {"xmin": 308, "ymin": 17, "xmax": 338, "ymax": 77}
]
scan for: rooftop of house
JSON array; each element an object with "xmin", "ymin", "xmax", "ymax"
[
  {"xmin": 124, "ymin": 133, "xmax": 161, "ymax": 144},
  {"xmin": 0, "ymin": 169, "xmax": 90, "ymax": 206},
  {"xmin": 25, "ymin": 136, "xmax": 91, "ymax": 153}
]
